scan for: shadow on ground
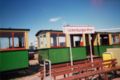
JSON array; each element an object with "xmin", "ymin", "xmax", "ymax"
[{"xmin": 1, "ymin": 64, "xmax": 40, "ymax": 80}]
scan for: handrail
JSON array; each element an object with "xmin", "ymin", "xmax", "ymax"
[{"xmin": 43, "ymin": 59, "xmax": 52, "ymax": 80}]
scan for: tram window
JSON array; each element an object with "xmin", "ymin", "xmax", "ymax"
[
  {"xmin": 71, "ymin": 35, "xmax": 83, "ymax": 47},
  {"xmin": 14, "ymin": 32, "xmax": 24, "ymax": 48},
  {"xmin": 0, "ymin": 32, "xmax": 25, "ymax": 50},
  {"xmin": 38, "ymin": 35, "xmax": 42, "ymax": 47},
  {"xmin": 100, "ymin": 34, "xmax": 109, "ymax": 45},
  {"xmin": 43, "ymin": 35, "xmax": 47, "ymax": 47},
  {"xmin": 0, "ymin": 32, "xmax": 12, "ymax": 49},
  {"xmin": 58, "ymin": 34, "xmax": 65, "ymax": 47},
  {"xmin": 51, "ymin": 34, "xmax": 57, "ymax": 47},
  {"xmin": 74, "ymin": 36, "xmax": 80, "ymax": 47},
  {"xmin": 0, "ymin": 38, "xmax": 10, "ymax": 49},
  {"xmin": 50, "ymin": 33, "xmax": 66, "ymax": 47},
  {"xmin": 112, "ymin": 34, "xmax": 120, "ymax": 44},
  {"xmin": 38, "ymin": 34, "xmax": 47, "ymax": 48}
]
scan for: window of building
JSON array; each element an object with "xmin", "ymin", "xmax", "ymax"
[
  {"xmin": 0, "ymin": 32, "xmax": 25, "ymax": 50},
  {"xmin": 112, "ymin": 34, "xmax": 120, "ymax": 44},
  {"xmin": 100, "ymin": 34, "xmax": 109, "ymax": 45},
  {"xmin": 50, "ymin": 33, "xmax": 66, "ymax": 47}
]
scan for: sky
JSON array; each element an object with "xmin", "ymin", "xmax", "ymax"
[{"xmin": 0, "ymin": 0, "xmax": 120, "ymax": 46}]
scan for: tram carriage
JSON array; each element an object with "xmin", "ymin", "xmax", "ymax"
[
  {"xmin": 0, "ymin": 28, "xmax": 30, "ymax": 72},
  {"xmin": 0, "ymin": 27, "xmax": 120, "ymax": 72},
  {"xmin": 36, "ymin": 27, "xmax": 120, "ymax": 64}
]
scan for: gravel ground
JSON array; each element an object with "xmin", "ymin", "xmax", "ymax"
[
  {"xmin": 1, "ymin": 64, "xmax": 40, "ymax": 80},
  {"xmin": 112, "ymin": 78, "xmax": 120, "ymax": 80},
  {"xmin": 13, "ymin": 72, "xmax": 41, "ymax": 80}
]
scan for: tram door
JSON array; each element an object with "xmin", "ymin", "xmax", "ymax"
[{"xmin": 85, "ymin": 34, "xmax": 94, "ymax": 56}]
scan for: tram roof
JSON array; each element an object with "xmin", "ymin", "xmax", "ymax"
[
  {"xmin": 96, "ymin": 32, "xmax": 120, "ymax": 34},
  {"xmin": 36, "ymin": 29, "xmax": 120, "ymax": 36},
  {"xmin": 0, "ymin": 28, "xmax": 30, "ymax": 31},
  {"xmin": 35, "ymin": 30, "xmax": 62, "ymax": 36}
]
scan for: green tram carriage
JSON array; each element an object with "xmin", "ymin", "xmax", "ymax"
[
  {"xmin": 36, "ymin": 30, "xmax": 120, "ymax": 64},
  {"xmin": 0, "ymin": 28, "xmax": 30, "ymax": 72}
]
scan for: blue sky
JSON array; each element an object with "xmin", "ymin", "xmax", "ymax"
[{"xmin": 0, "ymin": 0, "xmax": 120, "ymax": 45}]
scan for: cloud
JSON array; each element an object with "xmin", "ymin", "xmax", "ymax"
[{"xmin": 49, "ymin": 17, "xmax": 62, "ymax": 22}]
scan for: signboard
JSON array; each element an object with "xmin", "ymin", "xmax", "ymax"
[
  {"xmin": 63, "ymin": 25, "xmax": 95, "ymax": 34},
  {"xmin": 63, "ymin": 25, "xmax": 95, "ymax": 64}
]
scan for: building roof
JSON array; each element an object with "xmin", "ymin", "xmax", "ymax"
[
  {"xmin": 35, "ymin": 30, "xmax": 62, "ymax": 36},
  {"xmin": 0, "ymin": 28, "xmax": 30, "ymax": 31}
]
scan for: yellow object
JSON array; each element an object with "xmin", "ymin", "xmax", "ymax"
[
  {"xmin": 107, "ymin": 48, "xmax": 120, "ymax": 66},
  {"xmin": 102, "ymin": 52, "xmax": 115, "ymax": 61},
  {"xmin": 102, "ymin": 52, "xmax": 115, "ymax": 68}
]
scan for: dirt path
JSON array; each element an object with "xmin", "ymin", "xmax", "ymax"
[{"xmin": 14, "ymin": 72, "xmax": 40, "ymax": 80}]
